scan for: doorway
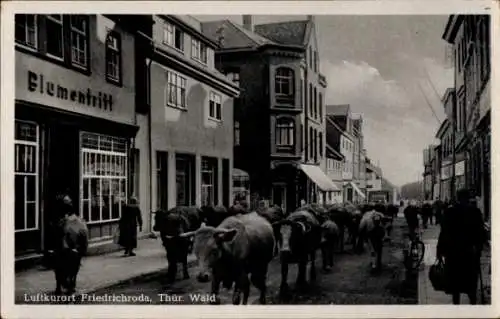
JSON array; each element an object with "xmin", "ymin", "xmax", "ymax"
[
  {"xmin": 272, "ymin": 183, "xmax": 287, "ymax": 212},
  {"xmin": 44, "ymin": 124, "xmax": 79, "ymax": 250}
]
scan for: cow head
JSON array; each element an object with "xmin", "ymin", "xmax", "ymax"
[
  {"xmin": 191, "ymin": 226, "xmax": 237, "ymax": 283},
  {"xmin": 273, "ymin": 219, "xmax": 311, "ymax": 259}
]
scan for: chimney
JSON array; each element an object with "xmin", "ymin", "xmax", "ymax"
[{"xmin": 243, "ymin": 15, "xmax": 252, "ymax": 32}]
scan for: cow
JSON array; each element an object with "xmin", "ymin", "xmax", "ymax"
[
  {"xmin": 200, "ymin": 205, "xmax": 235, "ymax": 227},
  {"xmin": 319, "ymin": 219, "xmax": 340, "ymax": 272},
  {"xmin": 256, "ymin": 205, "xmax": 286, "ymax": 255},
  {"xmin": 327, "ymin": 205, "xmax": 361, "ymax": 252},
  {"xmin": 153, "ymin": 206, "xmax": 203, "ymax": 283},
  {"xmin": 189, "ymin": 212, "xmax": 275, "ymax": 305},
  {"xmin": 54, "ymin": 213, "xmax": 89, "ymax": 295},
  {"xmin": 356, "ymin": 210, "xmax": 391, "ymax": 271},
  {"xmin": 273, "ymin": 209, "xmax": 321, "ymax": 296}
]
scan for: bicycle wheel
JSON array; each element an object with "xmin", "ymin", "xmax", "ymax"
[{"xmin": 410, "ymin": 240, "xmax": 425, "ymax": 269}]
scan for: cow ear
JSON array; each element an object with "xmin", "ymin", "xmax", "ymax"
[{"xmin": 214, "ymin": 229, "xmax": 237, "ymax": 242}]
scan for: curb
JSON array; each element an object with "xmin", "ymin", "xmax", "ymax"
[{"xmin": 78, "ymin": 257, "xmax": 198, "ymax": 296}]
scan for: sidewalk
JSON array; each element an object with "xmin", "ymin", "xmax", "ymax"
[
  {"xmin": 15, "ymin": 238, "xmax": 197, "ymax": 302},
  {"xmin": 418, "ymin": 223, "xmax": 491, "ymax": 305}
]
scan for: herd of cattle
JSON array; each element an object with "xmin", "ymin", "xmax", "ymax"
[{"xmin": 152, "ymin": 202, "xmax": 400, "ymax": 305}]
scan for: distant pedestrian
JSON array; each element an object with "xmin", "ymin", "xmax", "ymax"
[
  {"xmin": 404, "ymin": 201, "xmax": 419, "ymax": 241},
  {"xmin": 433, "ymin": 199, "xmax": 443, "ymax": 225},
  {"xmin": 118, "ymin": 197, "xmax": 143, "ymax": 257},
  {"xmin": 53, "ymin": 196, "xmax": 89, "ymax": 295},
  {"xmin": 421, "ymin": 201, "xmax": 432, "ymax": 228},
  {"xmin": 436, "ymin": 189, "xmax": 486, "ymax": 304}
]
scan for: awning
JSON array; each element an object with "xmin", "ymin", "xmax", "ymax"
[
  {"xmin": 299, "ymin": 164, "xmax": 340, "ymax": 192},
  {"xmin": 349, "ymin": 181, "xmax": 366, "ymax": 199}
]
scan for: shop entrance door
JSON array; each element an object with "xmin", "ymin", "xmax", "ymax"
[{"xmin": 44, "ymin": 124, "xmax": 79, "ymax": 250}]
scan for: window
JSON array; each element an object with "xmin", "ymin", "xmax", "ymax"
[
  {"xmin": 15, "ymin": 14, "xmax": 37, "ymax": 49},
  {"xmin": 209, "ymin": 91, "xmax": 222, "ymax": 121},
  {"xmin": 166, "ymin": 71, "xmax": 187, "ymax": 109},
  {"xmin": 314, "ymin": 51, "xmax": 318, "ymax": 72},
  {"xmin": 300, "ymin": 123, "xmax": 304, "ymax": 152},
  {"xmin": 275, "ymin": 67, "xmax": 294, "ymax": 98},
  {"xmin": 275, "ymin": 117, "xmax": 295, "ymax": 147},
  {"xmin": 80, "ymin": 132, "xmax": 128, "ymax": 224},
  {"xmin": 106, "ymin": 32, "xmax": 121, "ymax": 83},
  {"xmin": 15, "ymin": 15, "xmax": 91, "ymax": 72},
  {"xmin": 300, "ymin": 68, "xmax": 305, "ymax": 108},
  {"xmin": 163, "ymin": 22, "xmax": 183, "ymax": 51},
  {"xmin": 234, "ymin": 121, "xmax": 240, "ymax": 146},
  {"xmin": 309, "ymin": 127, "xmax": 314, "ymax": 159},
  {"xmin": 309, "ymin": 46, "xmax": 313, "ymax": 68},
  {"xmin": 314, "ymin": 130, "xmax": 317, "ymax": 162},
  {"xmin": 201, "ymin": 158, "xmax": 217, "ymax": 206},
  {"xmin": 70, "ymin": 15, "xmax": 88, "ymax": 68},
  {"xmin": 319, "ymin": 132, "xmax": 323, "ymax": 157},
  {"xmin": 228, "ymin": 72, "xmax": 240, "ymax": 85},
  {"xmin": 313, "ymin": 87, "xmax": 317, "ymax": 119},
  {"xmin": 319, "ymin": 92, "xmax": 323, "ymax": 120},
  {"xmin": 191, "ymin": 38, "xmax": 207, "ymax": 64},
  {"xmin": 46, "ymin": 15, "xmax": 64, "ymax": 59},
  {"xmin": 309, "ymin": 83, "xmax": 313, "ymax": 117},
  {"xmin": 176, "ymin": 154, "xmax": 195, "ymax": 206},
  {"xmin": 15, "ymin": 121, "xmax": 39, "ymax": 232},
  {"xmin": 156, "ymin": 151, "xmax": 168, "ymax": 210}
]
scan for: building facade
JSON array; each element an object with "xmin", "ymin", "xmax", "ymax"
[
  {"xmin": 202, "ymin": 15, "xmax": 337, "ymax": 212},
  {"xmin": 143, "ymin": 15, "xmax": 239, "ymax": 229},
  {"xmin": 442, "ymin": 15, "xmax": 490, "ymax": 220},
  {"xmin": 14, "ymin": 14, "xmax": 141, "ymax": 256},
  {"xmin": 326, "ymin": 104, "xmax": 365, "ymax": 203}
]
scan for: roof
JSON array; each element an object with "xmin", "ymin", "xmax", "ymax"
[
  {"xmin": 253, "ymin": 20, "xmax": 311, "ymax": 46},
  {"xmin": 201, "ymin": 20, "xmax": 276, "ymax": 50},
  {"xmin": 326, "ymin": 104, "xmax": 350, "ymax": 116}
]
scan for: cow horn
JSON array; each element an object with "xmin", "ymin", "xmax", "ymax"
[
  {"xmin": 295, "ymin": 221, "xmax": 307, "ymax": 233},
  {"xmin": 200, "ymin": 222, "xmax": 207, "ymax": 228},
  {"xmin": 179, "ymin": 230, "xmax": 196, "ymax": 238}
]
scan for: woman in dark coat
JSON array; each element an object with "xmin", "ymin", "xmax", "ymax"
[
  {"xmin": 118, "ymin": 197, "xmax": 143, "ymax": 256},
  {"xmin": 436, "ymin": 189, "xmax": 485, "ymax": 304}
]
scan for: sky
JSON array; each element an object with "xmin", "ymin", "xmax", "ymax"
[{"xmin": 195, "ymin": 15, "xmax": 454, "ymax": 187}]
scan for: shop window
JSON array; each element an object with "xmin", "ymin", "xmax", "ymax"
[
  {"xmin": 14, "ymin": 121, "xmax": 39, "ymax": 232},
  {"xmin": 165, "ymin": 71, "xmax": 187, "ymax": 109},
  {"xmin": 191, "ymin": 38, "xmax": 207, "ymax": 64},
  {"xmin": 80, "ymin": 132, "xmax": 128, "ymax": 224},
  {"xmin": 46, "ymin": 15, "xmax": 64, "ymax": 59},
  {"xmin": 209, "ymin": 91, "xmax": 222, "ymax": 121},
  {"xmin": 275, "ymin": 117, "xmax": 295, "ymax": 148},
  {"xmin": 15, "ymin": 14, "xmax": 38, "ymax": 49},
  {"xmin": 70, "ymin": 15, "xmax": 88, "ymax": 68},
  {"xmin": 201, "ymin": 157, "xmax": 218, "ymax": 206},
  {"xmin": 106, "ymin": 31, "xmax": 122, "ymax": 84},
  {"xmin": 176, "ymin": 154, "xmax": 195, "ymax": 206},
  {"xmin": 156, "ymin": 151, "xmax": 168, "ymax": 210},
  {"xmin": 275, "ymin": 67, "xmax": 294, "ymax": 103}
]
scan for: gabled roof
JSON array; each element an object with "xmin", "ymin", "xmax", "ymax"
[
  {"xmin": 201, "ymin": 20, "xmax": 276, "ymax": 50},
  {"xmin": 326, "ymin": 104, "xmax": 350, "ymax": 116},
  {"xmin": 254, "ymin": 20, "xmax": 311, "ymax": 46}
]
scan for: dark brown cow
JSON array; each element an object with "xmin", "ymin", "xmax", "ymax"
[
  {"xmin": 200, "ymin": 205, "xmax": 235, "ymax": 227},
  {"xmin": 256, "ymin": 205, "xmax": 286, "ymax": 256},
  {"xmin": 153, "ymin": 206, "xmax": 203, "ymax": 283},
  {"xmin": 274, "ymin": 209, "xmax": 321, "ymax": 297},
  {"xmin": 320, "ymin": 219, "xmax": 340, "ymax": 272},
  {"xmin": 54, "ymin": 214, "xmax": 89, "ymax": 295},
  {"xmin": 190, "ymin": 212, "xmax": 275, "ymax": 305}
]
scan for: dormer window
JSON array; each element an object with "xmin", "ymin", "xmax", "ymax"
[
  {"xmin": 275, "ymin": 67, "xmax": 294, "ymax": 104},
  {"xmin": 191, "ymin": 38, "xmax": 207, "ymax": 64},
  {"xmin": 163, "ymin": 22, "xmax": 184, "ymax": 52}
]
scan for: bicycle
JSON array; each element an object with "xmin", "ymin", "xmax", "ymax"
[{"xmin": 404, "ymin": 227, "xmax": 425, "ymax": 271}]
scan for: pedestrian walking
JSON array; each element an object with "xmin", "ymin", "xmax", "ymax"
[
  {"xmin": 118, "ymin": 197, "xmax": 143, "ymax": 257},
  {"xmin": 403, "ymin": 200, "xmax": 419, "ymax": 241},
  {"xmin": 433, "ymin": 199, "xmax": 443, "ymax": 225},
  {"xmin": 421, "ymin": 201, "xmax": 432, "ymax": 228},
  {"xmin": 436, "ymin": 189, "xmax": 486, "ymax": 304}
]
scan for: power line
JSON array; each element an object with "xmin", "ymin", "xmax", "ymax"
[
  {"xmin": 417, "ymin": 82, "xmax": 442, "ymax": 126},
  {"xmin": 422, "ymin": 66, "xmax": 443, "ymax": 103}
]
